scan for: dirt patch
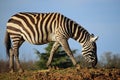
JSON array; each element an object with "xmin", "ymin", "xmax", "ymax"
[{"xmin": 0, "ymin": 68, "xmax": 120, "ymax": 80}]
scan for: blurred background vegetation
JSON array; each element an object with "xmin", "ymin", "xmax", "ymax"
[{"xmin": 0, "ymin": 42, "xmax": 120, "ymax": 73}]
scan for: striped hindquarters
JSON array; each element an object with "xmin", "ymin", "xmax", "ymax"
[{"xmin": 6, "ymin": 12, "xmax": 62, "ymax": 44}]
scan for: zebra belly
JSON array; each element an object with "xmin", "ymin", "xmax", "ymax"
[{"xmin": 21, "ymin": 33, "xmax": 56, "ymax": 45}]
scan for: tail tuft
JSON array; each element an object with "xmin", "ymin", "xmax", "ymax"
[{"xmin": 4, "ymin": 31, "xmax": 11, "ymax": 57}]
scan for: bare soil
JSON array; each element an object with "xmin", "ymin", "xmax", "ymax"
[{"xmin": 0, "ymin": 68, "xmax": 120, "ymax": 80}]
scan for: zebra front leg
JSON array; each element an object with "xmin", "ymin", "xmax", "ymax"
[
  {"xmin": 9, "ymin": 48, "xmax": 14, "ymax": 73},
  {"xmin": 14, "ymin": 49, "xmax": 24, "ymax": 72},
  {"xmin": 58, "ymin": 39, "xmax": 77, "ymax": 66},
  {"xmin": 46, "ymin": 42, "xmax": 60, "ymax": 67}
]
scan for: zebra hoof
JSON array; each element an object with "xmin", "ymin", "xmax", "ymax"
[
  {"xmin": 18, "ymin": 69, "xmax": 24, "ymax": 73},
  {"xmin": 47, "ymin": 66, "xmax": 59, "ymax": 71},
  {"xmin": 9, "ymin": 69, "xmax": 14, "ymax": 73},
  {"xmin": 75, "ymin": 64, "xmax": 81, "ymax": 70}
]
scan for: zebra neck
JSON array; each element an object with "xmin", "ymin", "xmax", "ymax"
[{"xmin": 71, "ymin": 25, "xmax": 90, "ymax": 46}]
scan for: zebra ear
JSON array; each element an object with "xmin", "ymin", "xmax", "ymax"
[{"xmin": 90, "ymin": 34, "xmax": 98, "ymax": 42}]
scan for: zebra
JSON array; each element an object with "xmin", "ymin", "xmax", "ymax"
[{"xmin": 4, "ymin": 12, "xmax": 98, "ymax": 72}]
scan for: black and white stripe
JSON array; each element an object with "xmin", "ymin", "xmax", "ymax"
[{"xmin": 5, "ymin": 12, "xmax": 98, "ymax": 72}]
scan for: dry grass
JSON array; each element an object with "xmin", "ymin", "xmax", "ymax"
[{"xmin": 0, "ymin": 68, "xmax": 120, "ymax": 80}]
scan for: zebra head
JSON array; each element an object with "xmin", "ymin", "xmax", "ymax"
[{"xmin": 82, "ymin": 34, "xmax": 98, "ymax": 67}]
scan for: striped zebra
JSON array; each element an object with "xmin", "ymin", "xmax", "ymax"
[{"xmin": 4, "ymin": 12, "xmax": 98, "ymax": 72}]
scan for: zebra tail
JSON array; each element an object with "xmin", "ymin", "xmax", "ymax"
[{"xmin": 4, "ymin": 31, "xmax": 11, "ymax": 57}]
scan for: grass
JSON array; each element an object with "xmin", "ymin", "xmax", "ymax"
[{"xmin": 0, "ymin": 68, "xmax": 120, "ymax": 80}]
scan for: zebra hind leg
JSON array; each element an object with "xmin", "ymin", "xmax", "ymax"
[
  {"xmin": 11, "ymin": 37, "xmax": 24, "ymax": 72},
  {"xmin": 9, "ymin": 48, "xmax": 14, "ymax": 73},
  {"xmin": 14, "ymin": 48, "xmax": 24, "ymax": 72}
]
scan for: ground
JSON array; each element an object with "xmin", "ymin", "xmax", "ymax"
[{"xmin": 0, "ymin": 68, "xmax": 120, "ymax": 80}]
